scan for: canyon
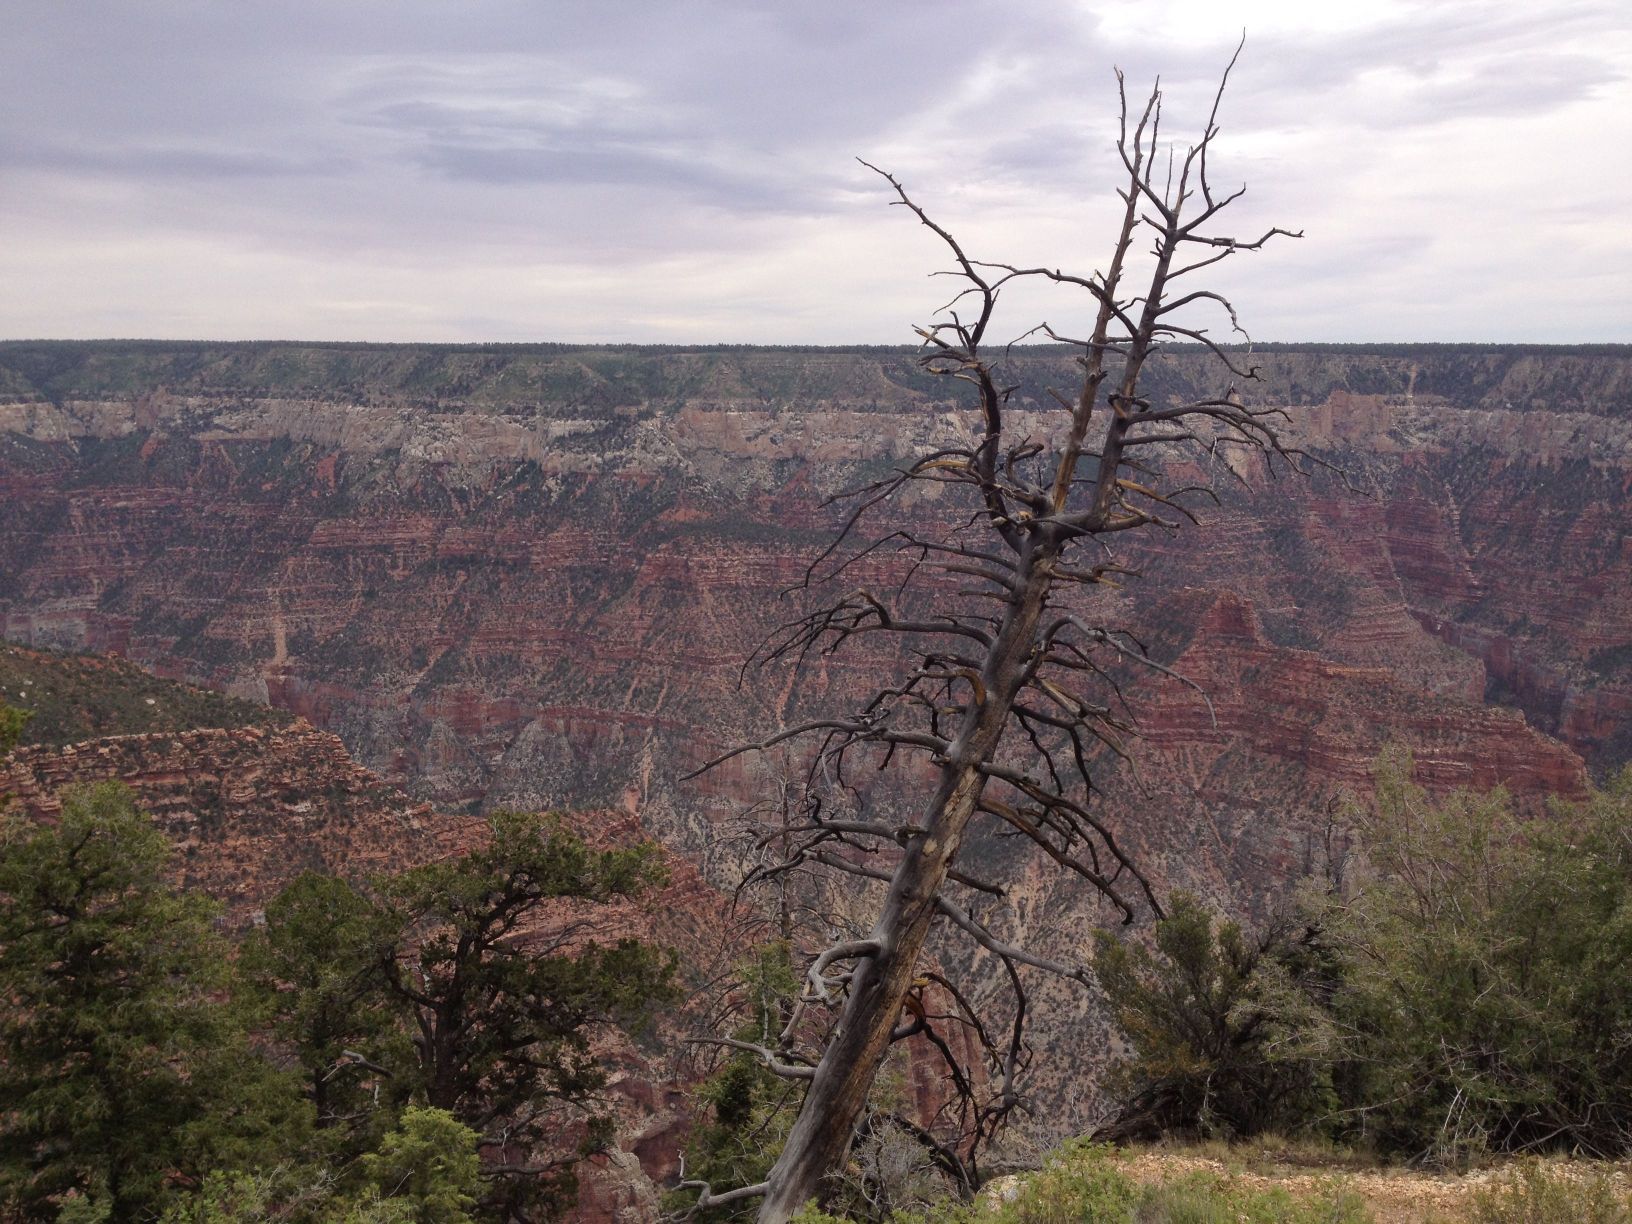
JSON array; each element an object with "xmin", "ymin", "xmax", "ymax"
[{"xmin": 2, "ymin": 340, "xmax": 1629, "ymax": 1144}]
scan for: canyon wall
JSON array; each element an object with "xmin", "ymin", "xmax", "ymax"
[
  {"xmin": 2, "ymin": 340, "xmax": 1628, "ymax": 1133},
  {"xmin": 1, "ymin": 721, "xmax": 469, "ymax": 917}
]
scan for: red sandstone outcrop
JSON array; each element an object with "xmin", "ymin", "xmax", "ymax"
[
  {"xmin": 1140, "ymin": 590, "xmax": 1588, "ymax": 799},
  {"xmin": 0, "ymin": 721, "xmax": 477, "ymax": 917}
]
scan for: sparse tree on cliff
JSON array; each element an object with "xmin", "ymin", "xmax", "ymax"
[
  {"xmin": 684, "ymin": 48, "xmax": 1315, "ymax": 1222},
  {"xmin": 0, "ymin": 699, "xmax": 32, "ymax": 754}
]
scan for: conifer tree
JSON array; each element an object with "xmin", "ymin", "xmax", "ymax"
[
  {"xmin": 0, "ymin": 698, "xmax": 31, "ymax": 754},
  {"xmin": 0, "ymin": 783, "xmax": 305, "ymax": 1220},
  {"xmin": 255, "ymin": 811, "xmax": 680, "ymax": 1217}
]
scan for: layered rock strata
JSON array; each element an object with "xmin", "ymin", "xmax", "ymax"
[
  {"xmin": 2, "ymin": 340, "xmax": 1626, "ymax": 1138},
  {"xmin": 0, "ymin": 721, "xmax": 473, "ymax": 916}
]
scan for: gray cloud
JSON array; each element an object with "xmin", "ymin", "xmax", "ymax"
[
  {"xmin": 1, "ymin": 0, "xmax": 1627, "ymax": 342},
  {"xmin": 3, "ymin": 135, "xmax": 344, "ymax": 179}
]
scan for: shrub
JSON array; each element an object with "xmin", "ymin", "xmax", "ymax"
[
  {"xmin": 1090, "ymin": 894, "xmax": 1339, "ymax": 1142},
  {"xmin": 0, "ymin": 698, "xmax": 32, "ymax": 753},
  {"xmin": 1132, "ymin": 1172, "xmax": 1372, "ymax": 1224},
  {"xmin": 985, "ymin": 1142, "xmax": 1141, "ymax": 1224},
  {"xmin": 1467, "ymin": 1159, "xmax": 1631, "ymax": 1224},
  {"xmin": 1094, "ymin": 753, "xmax": 1632, "ymax": 1164},
  {"xmin": 807, "ymin": 1145, "xmax": 1376, "ymax": 1224},
  {"xmin": 1328, "ymin": 757, "xmax": 1632, "ymax": 1161}
]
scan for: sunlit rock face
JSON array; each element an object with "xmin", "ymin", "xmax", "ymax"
[{"xmin": 2, "ymin": 340, "xmax": 1627, "ymax": 1126}]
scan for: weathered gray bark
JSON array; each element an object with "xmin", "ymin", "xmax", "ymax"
[
  {"xmin": 756, "ymin": 545, "xmax": 1058, "ymax": 1220},
  {"xmin": 682, "ymin": 48, "xmax": 1313, "ymax": 1224}
]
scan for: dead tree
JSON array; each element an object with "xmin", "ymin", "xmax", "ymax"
[{"xmin": 684, "ymin": 49, "xmax": 1311, "ymax": 1223}]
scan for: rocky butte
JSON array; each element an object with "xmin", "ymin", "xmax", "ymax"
[{"xmin": 1, "ymin": 339, "xmax": 1628, "ymax": 1133}]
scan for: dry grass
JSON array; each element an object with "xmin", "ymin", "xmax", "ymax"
[{"xmin": 1115, "ymin": 1145, "xmax": 1632, "ymax": 1224}]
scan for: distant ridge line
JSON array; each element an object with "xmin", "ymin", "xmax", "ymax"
[{"xmin": 2, "ymin": 338, "xmax": 1630, "ymax": 357}]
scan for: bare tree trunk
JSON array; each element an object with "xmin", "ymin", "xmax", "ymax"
[
  {"xmin": 758, "ymin": 546, "xmax": 1057, "ymax": 1221},
  {"xmin": 678, "ymin": 48, "xmax": 1316, "ymax": 1222}
]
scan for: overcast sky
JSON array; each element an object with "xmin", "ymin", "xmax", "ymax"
[{"xmin": 4, "ymin": 1, "xmax": 1629, "ymax": 344}]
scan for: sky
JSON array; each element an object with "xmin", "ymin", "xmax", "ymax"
[{"xmin": 3, "ymin": 1, "xmax": 1629, "ymax": 345}]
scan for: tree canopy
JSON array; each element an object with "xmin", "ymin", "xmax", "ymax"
[
  {"xmin": 0, "ymin": 782, "xmax": 305, "ymax": 1220},
  {"xmin": 0, "ymin": 787, "xmax": 679, "ymax": 1222},
  {"xmin": 249, "ymin": 810, "xmax": 680, "ymax": 1218},
  {"xmin": 1092, "ymin": 755, "xmax": 1632, "ymax": 1164}
]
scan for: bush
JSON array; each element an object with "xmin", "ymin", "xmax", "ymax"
[
  {"xmin": 1001, "ymin": 1143, "xmax": 1142, "ymax": 1223},
  {"xmin": 1468, "ymin": 1160, "xmax": 1631, "ymax": 1224},
  {"xmin": 357, "ymin": 1108, "xmax": 483, "ymax": 1224},
  {"xmin": 1133, "ymin": 1172, "xmax": 1371, "ymax": 1224},
  {"xmin": 1094, "ymin": 753, "xmax": 1632, "ymax": 1164},
  {"xmin": 1090, "ymin": 894, "xmax": 1339, "ymax": 1142},
  {"xmin": 0, "ymin": 699, "xmax": 30, "ymax": 753},
  {"xmin": 801, "ymin": 1144, "xmax": 1376, "ymax": 1224},
  {"xmin": 1328, "ymin": 757, "xmax": 1632, "ymax": 1161}
]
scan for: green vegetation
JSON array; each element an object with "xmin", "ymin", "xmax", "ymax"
[
  {"xmin": 0, "ymin": 785, "xmax": 675, "ymax": 1222},
  {"xmin": 242, "ymin": 809, "xmax": 679, "ymax": 1220},
  {"xmin": 961, "ymin": 1143, "xmax": 1141, "ymax": 1224},
  {"xmin": 1468, "ymin": 1160, "xmax": 1632, "ymax": 1224},
  {"xmin": 0, "ymin": 698, "xmax": 31, "ymax": 753},
  {"xmin": 790, "ymin": 1143, "xmax": 1376, "ymax": 1223},
  {"xmin": 790, "ymin": 1143, "xmax": 1632, "ymax": 1224},
  {"xmin": 0, "ymin": 643, "xmax": 291, "ymax": 750},
  {"xmin": 154, "ymin": 1108, "xmax": 483, "ymax": 1224},
  {"xmin": 240, "ymin": 873, "xmax": 409, "ymax": 1157},
  {"xmin": 650, "ymin": 750, "xmax": 1632, "ymax": 1222},
  {"xmin": 1093, "ymin": 752, "xmax": 1632, "ymax": 1165},
  {"xmin": 6, "ymin": 701, "xmax": 1629, "ymax": 1221},
  {"xmin": 0, "ymin": 783, "xmax": 304, "ymax": 1220},
  {"xmin": 355, "ymin": 1108, "xmax": 485, "ymax": 1224},
  {"xmin": 1090, "ymin": 895, "xmax": 1338, "ymax": 1143},
  {"xmin": 1130, "ymin": 1172, "xmax": 1371, "ymax": 1224},
  {"xmin": 669, "ymin": 942, "xmax": 804, "ymax": 1220}
]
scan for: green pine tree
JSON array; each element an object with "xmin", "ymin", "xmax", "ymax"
[
  {"xmin": 0, "ymin": 698, "xmax": 33, "ymax": 754},
  {"xmin": 161, "ymin": 1109, "xmax": 481, "ymax": 1224},
  {"xmin": 254, "ymin": 811, "xmax": 680, "ymax": 1219},
  {"xmin": 357, "ymin": 1107, "xmax": 482, "ymax": 1224},
  {"xmin": 240, "ymin": 872, "xmax": 409, "ymax": 1157},
  {"xmin": 0, "ymin": 782, "xmax": 307, "ymax": 1220}
]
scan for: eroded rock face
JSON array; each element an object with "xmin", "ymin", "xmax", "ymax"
[
  {"xmin": 0, "ymin": 721, "xmax": 476, "ymax": 916},
  {"xmin": 1, "ymin": 344, "xmax": 1624, "ymax": 884},
  {"xmin": 2, "ymin": 341, "xmax": 1627, "ymax": 1139},
  {"xmin": 1081, "ymin": 588, "xmax": 1590, "ymax": 898}
]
